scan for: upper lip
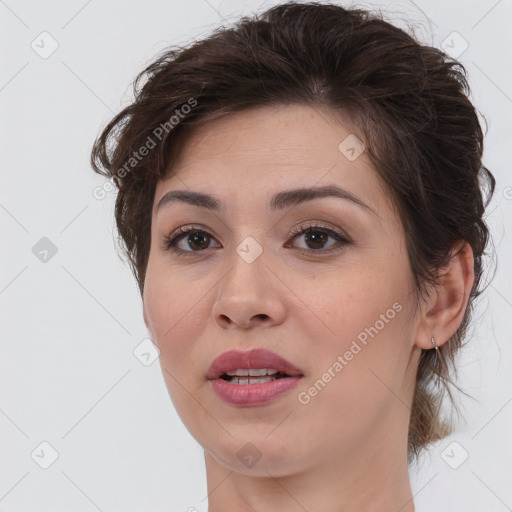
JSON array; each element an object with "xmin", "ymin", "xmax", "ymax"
[{"xmin": 207, "ymin": 348, "xmax": 304, "ymax": 380}]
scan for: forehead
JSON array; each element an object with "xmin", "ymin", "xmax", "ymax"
[
  {"xmin": 154, "ymin": 104, "xmax": 390, "ymax": 216},
  {"xmin": 173, "ymin": 103, "xmax": 354, "ymax": 169}
]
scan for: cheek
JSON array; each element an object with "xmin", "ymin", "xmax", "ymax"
[
  {"xmin": 302, "ymin": 272, "xmax": 413, "ymax": 386},
  {"xmin": 298, "ymin": 267, "xmax": 413, "ymax": 395},
  {"xmin": 143, "ymin": 264, "xmax": 212, "ymax": 421},
  {"xmin": 299, "ymin": 267, "xmax": 405, "ymax": 342},
  {"xmin": 143, "ymin": 261, "xmax": 206, "ymax": 363}
]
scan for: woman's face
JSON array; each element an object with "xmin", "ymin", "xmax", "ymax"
[{"xmin": 143, "ymin": 103, "xmax": 423, "ymax": 475}]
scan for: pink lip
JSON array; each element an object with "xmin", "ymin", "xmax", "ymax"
[
  {"xmin": 207, "ymin": 348, "xmax": 304, "ymax": 379},
  {"xmin": 210, "ymin": 376, "xmax": 303, "ymax": 406},
  {"xmin": 207, "ymin": 348, "xmax": 304, "ymax": 406}
]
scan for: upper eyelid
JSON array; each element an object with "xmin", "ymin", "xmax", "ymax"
[
  {"xmin": 169, "ymin": 222, "xmax": 346, "ymax": 238},
  {"xmin": 289, "ymin": 221, "xmax": 349, "ymax": 239}
]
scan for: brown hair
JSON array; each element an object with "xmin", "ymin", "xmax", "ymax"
[{"xmin": 90, "ymin": 1, "xmax": 495, "ymax": 463}]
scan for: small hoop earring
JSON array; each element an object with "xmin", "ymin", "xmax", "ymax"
[{"xmin": 431, "ymin": 337, "xmax": 440, "ymax": 352}]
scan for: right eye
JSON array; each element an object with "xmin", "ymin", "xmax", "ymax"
[{"xmin": 162, "ymin": 226, "xmax": 221, "ymax": 256}]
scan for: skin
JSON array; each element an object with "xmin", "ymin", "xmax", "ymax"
[{"xmin": 142, "ymin": 103, "xmax": 475, "ymax": 511}]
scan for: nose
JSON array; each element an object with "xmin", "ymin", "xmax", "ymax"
[{"xmin": 212, "ymin": 247, "xmax": 286, "ymax": 331}]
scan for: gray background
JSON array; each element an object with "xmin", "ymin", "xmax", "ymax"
[{"xmin": 1, "ymin": 0, "xmax": 511, "ymax": 510}]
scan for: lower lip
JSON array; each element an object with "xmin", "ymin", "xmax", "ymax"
[{"xmin": 210, "ymin": 376, "xmax": 303, "ymax": 406}]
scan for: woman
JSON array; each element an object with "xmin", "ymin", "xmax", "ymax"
[{"xmin": 91, "ymin": 2, "xmax": 495, "ymax": 510}]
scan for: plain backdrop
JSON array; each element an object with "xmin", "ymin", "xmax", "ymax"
[{"xmin": 1, "ymin": 1, "xmax": 511, "ymax": 511}]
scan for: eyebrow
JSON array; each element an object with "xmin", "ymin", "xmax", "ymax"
[{"xmin": 155, "ymin": 184, "xmax": 376, "ymax": 215}]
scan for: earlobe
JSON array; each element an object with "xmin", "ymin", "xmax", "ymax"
[{"xmin": 416, "ymin": 242, "xmax": 475, "ymax": 350}]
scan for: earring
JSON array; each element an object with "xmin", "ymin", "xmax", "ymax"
[{"xmin": 431, "ymin": 337, "xmax": 439, "ymax": 352}]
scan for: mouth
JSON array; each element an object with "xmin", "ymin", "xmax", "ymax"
[
  {"xmin": 207, "ymin": 347, "xmax": 304, "ymax": 380},
  {"xmin": 219, "ymin": 368, "xmax": 293, "ymax": 385},
  {"xmin": 207, "ymin": 348, "xmax": 304, "ymax": 406}
]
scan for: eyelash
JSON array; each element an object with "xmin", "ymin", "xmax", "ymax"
[{"xmin": 161, "ymin": 222, "xmax": 351, "ymax": 258}]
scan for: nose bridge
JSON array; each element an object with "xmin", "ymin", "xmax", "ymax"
[
  {"xmin": 212, "ymin": 231, "xmax": 286, "ymax": 329},
  {"xmin": 223, "ymin": 233, "xmax": 268, "ymax": 295}
]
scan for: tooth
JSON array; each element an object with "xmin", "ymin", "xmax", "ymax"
[
  {"xmin": 226, "ymin": 369, "xmax": 249, "ymax": 376},
  {"xmin": 224, "ymin": 368, "xmax": 282, "ymax": 378},
  {"xmin": 231, "ymin": 376, "xmax": 278, "ymax": 385},
  {"xmin": 253, "ymin": 376, "xmax": 275, "ymax": 384}
]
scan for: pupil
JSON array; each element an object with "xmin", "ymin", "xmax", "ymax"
[
  {"xmin": 189, "ymin": 232, "xmax": 209, "ymax": 250},
  {"xmin": 306, "ymin": 231, "xmax": 327, "ymax": 249}
]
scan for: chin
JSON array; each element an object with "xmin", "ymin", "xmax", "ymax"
[{"xmin": 204, "ymin": 434, "xmax": 310, "ymax": 476}]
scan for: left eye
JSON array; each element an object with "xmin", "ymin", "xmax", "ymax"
[
  {"xmin": 288, "ymin": 225, "xmax": 349, "ymax": 252},
  {"xmin": 162, "ymin": 223, "xmax": 350, "ymax": 256}
]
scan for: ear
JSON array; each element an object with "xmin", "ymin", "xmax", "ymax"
[{"xmin": 415, "ymin": 242, "xmax": 475, "ymax": 350}]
